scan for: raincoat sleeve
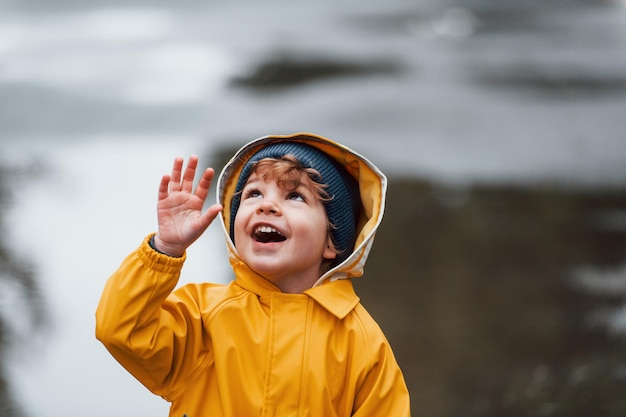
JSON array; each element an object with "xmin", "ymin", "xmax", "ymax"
[
  {"xmin": 352, "ymin": 329, "xmax": 411, "ymax": 416},
  {"xmin": 95, "ymin": 234, "xmax": 211, "ymax": 399}
]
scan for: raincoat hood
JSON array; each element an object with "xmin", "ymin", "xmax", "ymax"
[{"xmin": 217, "ymin": 132, "xmax": 387, "ymax": 287}]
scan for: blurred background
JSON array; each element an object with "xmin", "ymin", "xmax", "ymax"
[{"xmin": 1, "ymin": 0, "xmax": 626, "ymax": 416}]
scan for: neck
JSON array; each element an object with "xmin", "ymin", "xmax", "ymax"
[{"xmin": 267, "ymin": 273, "xmax": 318, "ymax": 294}]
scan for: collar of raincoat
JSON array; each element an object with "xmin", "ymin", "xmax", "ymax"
[{"xmin": 216, "ymin": 132, "xmax": 387, "ymax": 289}]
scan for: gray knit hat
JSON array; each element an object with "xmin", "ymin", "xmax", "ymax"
[{"xmin": 230, "ymin": 141, "xmax": 361, "ymax": 267}]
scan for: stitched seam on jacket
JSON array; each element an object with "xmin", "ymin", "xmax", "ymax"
[{"xmin": 297, "ymin": 298, "xmax": 314, "ymax": 416}]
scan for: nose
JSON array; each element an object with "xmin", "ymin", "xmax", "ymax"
[{"xmin": 257, "ymin": 197, "xmax": 281, "ymax": 215}]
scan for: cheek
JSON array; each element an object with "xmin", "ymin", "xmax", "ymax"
[
  {"xmin": 232, "ymin": 210, "xmax": 248, "ymax": 242},
  {"xmin": 304, "ymin": 212, "xmax": 332, "ymax": 246}
]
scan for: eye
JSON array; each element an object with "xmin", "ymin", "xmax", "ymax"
[
  {"xmin": 288, "ymin": 192, "xmax": 305, "ymax": 202},
  {"xmin": 244, "ymin": 188, "xmax": 262, "ymax": 199}
]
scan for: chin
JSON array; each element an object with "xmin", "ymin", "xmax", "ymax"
[{"xmin": 245, "ymin": 259, "xmax": 284, "ymax": 277}]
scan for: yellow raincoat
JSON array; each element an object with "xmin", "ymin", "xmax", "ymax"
[{"xmin": 96, "ymin": 133, "xmax": 410, "ymax": 416}]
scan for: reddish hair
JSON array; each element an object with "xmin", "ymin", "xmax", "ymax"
[{"xmin": 251, "ymin": 154, "xmax": 331, "ymax": 202}]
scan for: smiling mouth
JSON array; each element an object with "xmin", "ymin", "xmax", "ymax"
[{"xmin": 253, "ymin": 225, "xmax": 287, "ymax": 243}]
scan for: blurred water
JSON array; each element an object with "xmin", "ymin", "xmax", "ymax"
[
  {"xmin": 2, "ymin": 0, "xmax": 626, "ymax": 184},
  {"xmin": 1, "ymin": 0, "xmax": 626, "ymax": 416}
]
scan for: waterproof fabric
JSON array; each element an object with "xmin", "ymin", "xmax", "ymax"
[{"xmin": 96, "ymin": 133, "xmax": 410, "ymax": 416}]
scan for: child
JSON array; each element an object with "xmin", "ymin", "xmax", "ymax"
[{"xmin": 96, "ymin": 133, "xmax": 411, "ymax": 416}]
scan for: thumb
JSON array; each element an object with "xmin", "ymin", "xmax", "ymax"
[{"xmin": 203, "ymin": 203, "xmax": 223, "ymax": 227}]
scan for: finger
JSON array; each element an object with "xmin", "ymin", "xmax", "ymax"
[
  {"xmin": 201, "ymin": 203, "xmax": 223, "ymax": 228},
  {"xmin": 193, "ymin": 167, "xmax": 215, "ymax": 202},
  {"xmin": 181, "ymin": 155, "xmax": 199, "ymax": 192},
  {"xmin": 169, "ymin": 157, "xmax": 184, "ymax": 192},
  {"xmin": 158, "ymin": 174, "xmax": 170, "ymax": 200}
]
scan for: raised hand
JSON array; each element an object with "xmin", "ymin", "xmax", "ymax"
[{"xmin": 153, "ymin": 155, "xmax": 223, "ymax": 257}]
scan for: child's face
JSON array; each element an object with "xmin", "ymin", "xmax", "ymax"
[{"xmin": 233, "ymin": 171, "xmax": 337, "ymax": 291}]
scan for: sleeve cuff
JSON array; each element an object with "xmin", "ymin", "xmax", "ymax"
[
  {"xmin": 138, "ymin": 234, "xmax": 186, "ymax": 273},
  {"xmin": 149, "ymin": 234, "xmax": 184, "ymax": 258}
]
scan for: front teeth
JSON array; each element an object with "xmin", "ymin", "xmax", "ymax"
[{"xmin": 255, "ymin": 225, "xmax": 283, "ymax": 235}]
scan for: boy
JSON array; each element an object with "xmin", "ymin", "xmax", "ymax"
[{"xmin": 96, "ymin": 133, "xmax": 410, "ymax": 416}]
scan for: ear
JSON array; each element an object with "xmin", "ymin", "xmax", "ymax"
[{"xmin": 323, "ymin": 236, "xmax": 338, "ymax": 260}]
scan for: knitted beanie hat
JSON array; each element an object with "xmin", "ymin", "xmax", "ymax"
[{"xmin": 230, "ymin": 141, "xmax": 361, "ymax": 267}]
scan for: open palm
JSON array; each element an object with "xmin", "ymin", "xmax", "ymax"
[{"xmin": 154, "ymin": 155, "xmax": 222, "ymax": 257}]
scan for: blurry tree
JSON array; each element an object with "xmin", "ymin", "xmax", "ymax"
[{"xmin": 0, "ymin": 165, "xmax": 46, "ymax": 417}]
